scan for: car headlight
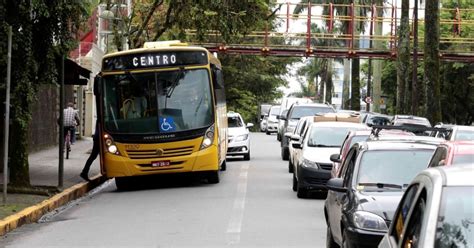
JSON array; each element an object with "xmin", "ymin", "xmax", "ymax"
[
  {"xmin": 301, "ymin": 158, "xmax": 319, "ymax": 169},
  {"xmin": 234, "ymin": 134, "xmax": 249, "ymax": 141},
  {"xmin": 353, "ymin": 211, "xmax": 388, "ymax": 232},
  {"xmin": 103, "ymin": 133, "xmax": 120, "ymax": 155},
  {"xmin": 200, "ymin": 125, "xmax": 215, "ymax": 150}
]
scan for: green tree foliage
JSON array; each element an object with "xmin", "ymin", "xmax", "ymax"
[
  {"xmin": 0, "ymin": 1, "xmax": 89, "ymax": 187},
  {"xmin": 220, "ymin": 55, "xmax": 295, "ymax": 124}
]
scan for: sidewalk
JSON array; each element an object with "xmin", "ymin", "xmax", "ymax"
[{"xmin": 0, "ymin": 137, "xmax": 104, "ymax": 235}]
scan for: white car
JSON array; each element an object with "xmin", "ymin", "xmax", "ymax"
[
  {"xmin": 291, "ymin": 121, "xmax": 368, "ymax": 198},
  {"xmin": 227, "ymin": 112, "xmax": 253, "ymax": 160},
  {"xmin": 266, "ymin": 105, "xmax": 280, "ymax": 135}
]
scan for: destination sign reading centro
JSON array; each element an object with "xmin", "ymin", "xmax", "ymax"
[{"xmin": 102, "ymin": 51, "xmax": 208, "ymax": 71}]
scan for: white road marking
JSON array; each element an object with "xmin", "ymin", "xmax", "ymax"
[{"xmin": 226, "ymin": 163, "xmax": 250, "ymax": 245}]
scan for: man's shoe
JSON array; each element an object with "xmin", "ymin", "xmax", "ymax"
[{"xmin": 80, "ymin": 172, "xmax": 90, "ymax": 181}]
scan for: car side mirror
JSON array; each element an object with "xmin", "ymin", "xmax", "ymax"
[
  {"xmin": 292, "ymin": 142, "xmax": 302, "ymax": 149},
  {"xmin": 330, "ymin": 154, "xmax": 342, "ymax": 163},
  {"xmin": 284, "ymin": 132, "xmax": 293, "ymax": 138},
  {"xmin": 290, "ymin": 134, "xmax": 301, "ymax": 141},
  {"xmin": 327, "ymin": 178, "xmax": 347, "ymax": 193},
  {"xmin": 246, "ymin": 123, "xmax": 254, "ymax": 128}
]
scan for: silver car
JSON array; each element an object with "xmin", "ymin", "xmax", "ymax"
[{"xmin": 378, "ymin": 164, "xmax": 474, "ymax": 248}]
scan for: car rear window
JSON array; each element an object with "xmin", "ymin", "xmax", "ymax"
[
  {"xmin": 357, "ymin": 149, "xmax": 434, "ymax": 187},
  {"xmin": 454, "ymin": 130, "xmax": 474, "ymax": 141},
  {"xmin": 308, "ymin": 126, "xmax": 364, "ymax": 147},
  {"xmin": 452, "ymin": 154, "xmax": 474, "ymax": 165},
  {"xmin": 435, "ymin": 186, "xmax": 474, "ymax": 248}
]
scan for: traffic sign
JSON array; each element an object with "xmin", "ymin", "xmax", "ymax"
[{"xmin": 365, "ymin": 96, "xmax": 372, "ymax": 104}]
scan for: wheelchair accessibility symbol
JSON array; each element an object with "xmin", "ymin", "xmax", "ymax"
[{"xmin": 160, "ymin": 117, "xmax": 176, "ymax": 132}]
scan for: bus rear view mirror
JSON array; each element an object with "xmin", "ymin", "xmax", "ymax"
[
  {"xmin": 212, "ymin": 68, "xmax": 224, "ymax": 89},
  {"xmin": 94, "ymin": 76, "xmax": 102, "ymax": 95}
]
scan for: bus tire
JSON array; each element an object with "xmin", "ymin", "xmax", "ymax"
[
  {"xmin": 115, "ymin": 177, "xmax": 130, "ymax": 191},
  {"xmin": 207, "ymin": 171, "xmax": 220, "ymax": 184},
  {"xmin": 221, "ymin": 160, "xmax": 227, "ymax": 171}
]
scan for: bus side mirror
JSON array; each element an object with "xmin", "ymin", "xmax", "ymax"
[
  {"xmin": 94, "ymin": 76, "xmax": 102, "ymax": 95},
  {"xmin": 212, "ymin": 68, "xmax": 224, "ymax": 89}
]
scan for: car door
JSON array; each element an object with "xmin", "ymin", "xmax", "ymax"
[
  {"xmin": 292, "ymin": 119, "xmax": 307, "ymax": 168},
  {"xmin": 381, "ymin": 183, "xmax": 421, "ymax": 247},
  {"xmin": 327, "ymin": 146, "xmax": 358, "ymax": 244}
]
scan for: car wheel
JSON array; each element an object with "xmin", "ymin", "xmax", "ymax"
[
  {"xmin": 281, "ymin": 147, "xmax": 289, "ymax": 161},
  {"xmin": 243, "ymin": 151, "xmax": 250, "ymax": 161},
  {"xmin": 326, "ymin": 225, "xmax": 339, "ymax": 248},
  {"xmin": 292, "ymin": 174, "xmax": 297, "ymax": 192},
  {"xmin": 277, "ymin": 133, "xmax": 281, "ymax": 141},
  {"xmin": 207, "ymin": 171, "xmax": 220, "ymax": 184},
  {"xmin": 266, "ymin": 131, "xmax": 270, "ymax": 135},
  {"xmin": 342, "ymin": 229, "xmax": 351, "ymax": 248},
  {"xmin": 221, "ymin": 160, "xmax": 227, "ymax": 171},
  {"xmin": 288, "ymin": 159, "xmax": 294, "ymax": 173}
]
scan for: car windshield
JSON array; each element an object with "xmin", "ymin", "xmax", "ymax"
[
  {"xmin": 435, "ymin": 186, "xmax": 474, "ymax": 248},
  {"xmin": 308, "ymin": 126, "xmax": 362, "ymax": 147},
  {"xmin": 102, "ymin": 69, "xmax": 213, "ymax": 134},
  {"xmin": 228, "ymin": 116, "xmax": 243, "ymax": 128},
  {"xmin": 454, "ymin": 130, "xmax": 474, "ymax": 141},
  {"xmin": 269, "ymin": 106, "xmax": 280, "ymax": 116},
  {"xmin": 452, "ymin": 154, "xmax": 474, "ymax": 165},
  {"xmin": 367, "ymin": 116, "xmax": 391, "ymax": 126},
  {"xmin": 289, "ymin": 106, "xmax": 334, "ymax": 119},
  {"xmin": 357, "ymin": 149, "xmax": 434, "ymax": 188}
]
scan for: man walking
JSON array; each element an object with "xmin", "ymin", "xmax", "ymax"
[{"xmin": 80, "ymin": 120, "xmax": 99, "ymax": 181}]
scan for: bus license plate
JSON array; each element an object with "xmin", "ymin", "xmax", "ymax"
[{"xmin": 152, "ymin": 161, "xmax": 170, "ymax": 167}]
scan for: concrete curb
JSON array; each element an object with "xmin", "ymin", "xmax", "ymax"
[{"xmin": 0, "ymin": 175, "xmax": 108, "ymax": 236}]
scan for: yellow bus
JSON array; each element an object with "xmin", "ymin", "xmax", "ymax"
[{"xmin": 94, "ymin": 41, "xmax": 227, "ymax": 190}]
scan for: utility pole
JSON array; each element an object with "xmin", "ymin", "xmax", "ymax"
[
  {"xmin": 58, "ymin": 56, "xmax": 64, "ymax": 188},
  {"xmin": 3, "ymin": 26, "xmax": 12, "ymax": 204}
]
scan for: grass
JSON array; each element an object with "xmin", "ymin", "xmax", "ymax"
[{"xmin": 0, "ymin": 194, "xmax": 49, "ymax": 220}]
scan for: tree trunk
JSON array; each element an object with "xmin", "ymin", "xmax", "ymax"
[
  {"xmin": 424, "ymin": 0, "xmax": 442, "ymax": 124},
  {"xmin": 325, "ymin": 59, "xmax": 333, "ymax": 104},
  {"xmin": 342, "ymin": 59, "xmax": 350, "ymax": 109},
  {"xmin": 9, "ymin": 118, "xmax": 31, "ymax": 187},
  {"xmin": 396, "ymin": 0, "xmax": 410, "ymax": 114},
  {"xmin": 351, "ymin": 58, "xmax": 361, "ymax": 110},
  {"xmin": 372, "ymin": 0, "xmax": 384, "ymax": 113}
]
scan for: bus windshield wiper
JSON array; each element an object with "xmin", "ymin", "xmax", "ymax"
[
  {"xmin": 166, "ymin": 68, "xmax": 185, "ymax": 98},
  {"xmin": 358, "ymin": 182, "xmax": 403, "ymax": 189}
]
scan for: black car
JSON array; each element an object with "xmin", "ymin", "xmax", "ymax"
[
  {"xmin": 279, "ymin": 103, "xmax": 335, "ymax": 160},
  {"xmin": 324, "ymin": 140, "xmax": 440, "ymax": 248}
]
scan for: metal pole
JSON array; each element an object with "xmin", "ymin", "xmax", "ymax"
[
  {"xmin": 3, "ymin": 26, "xmax": 12, "ymax": 204},
  {"xmin": 412, "ymin": 0, "xmax": 419, "ymax": 115},
  {"xmin": 58, "ymin": 56, "xmax": 64, "ymax": 188}
]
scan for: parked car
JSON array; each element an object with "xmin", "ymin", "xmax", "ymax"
[
  {"xmin": 291, "ymin": 119, "xmax": 367, "ymax": 198},
  {"xmin": 276, "ymin": 97, "xmax": 313, "ymax": 141},
  {"xmin": 287, "ymin": 116, "xmax": 314, "ymax": 173},
  {"xmin": 265, "ymin": 105, "xmax": 280, "ymax": 135},
  {"xmin": 427, "ymin": 141, "xmax": 474, "ymax": 167},
  {"xmin": 280, "ymin": 103, "xmax": 335, "ymax": 160},
  {"xmin": 431, "ymin": 123, "xmax": 474, "ymax": 141},
  {"xmin": 362, "ymin": 113, "xmax": 392, "ymax": 126},
  {"xmin": 378, "ymin": 164, "xmax": 474, "ymax": 248},
  {"xmin": 325, "ymin": 139, "xmax": 441, "ymax": 248},
  {"xmin": 258, "ymin": 104, "xmax": 272, "ymax": 132},
  {"xmin": 227, "ymin": 112, "xmax": 253, "ymax": 160},
  {"xmin": 391, "ymin": 115, "xmax": 431, "ymax": 135}
]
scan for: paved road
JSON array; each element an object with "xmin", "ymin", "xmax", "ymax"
[{"xmin": 1, "ymin": 133, "xmax": 328, "ymax": 248}]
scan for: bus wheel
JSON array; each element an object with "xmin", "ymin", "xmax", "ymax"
[
  {"xmin": 221, "ymin": 160, "xmax": 227, "ymax": 171},
  {"xmin": 207, "ymin": 171, "xmax": 220, "ymax": 184},
  {"xmin": 115, "ymin": 177, "xmax": 130, "ymax": 191}
]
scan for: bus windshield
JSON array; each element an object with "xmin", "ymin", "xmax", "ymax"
[{"xmin": 103, "ymin": 68, "xmax": 213, "ymax": 134}]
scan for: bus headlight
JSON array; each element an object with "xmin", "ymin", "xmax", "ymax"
[
  {"xmin": 200, "ymin": 125, "xmax": 215, "ymax": 150},
  {"xmin": 103, "ymin": 133, "xmax": 120, "ymax": 155}
]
